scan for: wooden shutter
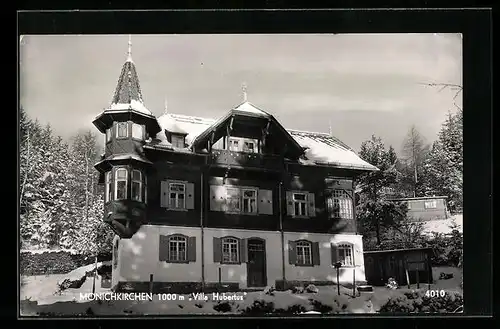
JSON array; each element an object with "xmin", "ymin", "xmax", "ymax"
[
  {"xmin": 331, "ymin": 243, "xmax": 338, "ymax": 265},
  {"xmin": 213, "ymin": 237, "xmax": 222, "ymax": 263},
  {"xmin": 353, "ymin": 242, "xmax": 363, "ymax": 267},
  {"xmin": 312, "ymin": 242, "xmax": 320, "ymax": 266},
  {"xmin": 186, "ymin": 183, "xmax": 195, "ymax": 210},
  {"xmin": 307, "ymin": 192, "xmax": 316, "ymax": 217},
  {"xmin": 210, "ymin": 185, "xmax": 225, "ymax": 211},
  {"xmin": 239, "ymin": 238, "xmax": 248, "ymax": 263},
  {"xmin": 160, "ymin": 181, "xmax": 169, "ymax": 208},
  {"xmin": 159, "ymin": 235, "xmax": 169, "ymax": 261},
  {"xmin": 187, "ymin": 236, "xmax": 197, "ymax": 262},
  {"xmin": 286, "ymin": 191, "xmax": 294, "ymax": 216},
  {"xmin": 288, "ymin": 240, "xmax": 296, "ymax": 265},
  {"xmin": 258, "ymin": 189, "xmax": 273, "ymax": 215}
]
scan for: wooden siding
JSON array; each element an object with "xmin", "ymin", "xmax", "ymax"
[{"xmin": 406, "ymin": 198, "xmax": 449, "ymax": 221}]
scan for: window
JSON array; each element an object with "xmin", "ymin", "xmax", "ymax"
[
  {"xmin": 105, "ymin": 128, "xmax": 111, "ymax": 143},
  {"xmin": 407, "ymin": 201, "xmax": 412, "ymax": 210},
  {"xmin": 115, "ymin": 168, "xmax": 128, "ymax": 200},
  {"xmin": 243, "ymin": 141, "xmax": 255, "ymax": 153},
  {"xmin": 171, "ymin": 134, "xmax": 185, "ymax": 148},
  {"xmin": 228, "ymin": 138, "xmax": 239, "ymax": 151},
  {"xmin": 131, "ymin": 170, "xmax": 143, "ymax": 202},
  {"xmin": 131, "ymin": 123, "xmax": 144, "ymax": 140},
  {"xmin": 296, "ymin": 241, "xmax": 312, "ymax": 266},
  {"xmin": 226, "ymin": 187, "xmax": 241, "ymax": 212},
  {"xmin": 222, "ymin": 237, "xmax": 239, "ymax": 263},
  {"xmin": 327, "ymin": 190, "xmax": 353, "ymax": 219},
  {"xmin": 105, "ymin": 171, "xmax": 112, "ymax": 203},
  {"xmin": 169, "ymin": 183, "xmax": 186, "ymax": 209},
  {"xmin": 425, "ymin": 200, "xmax": 437, "ymax": 209},
  {"xmin": 116, "ymin": 122, "xmax": 128, "ymax": 139},
  {"xmin": 293, "ymin": 193, "xmax": 307, "ymax": 216},
  {"xmin": 168, "ymin": 235, "xmax": 187, "ymax": 262},
  {"xmin": 338, "ymin": 243, "xmax": 354, "ymax": 266},
  {"xmin": 242, "ymin": 188, "xmax": 257, "ymax": 214}
]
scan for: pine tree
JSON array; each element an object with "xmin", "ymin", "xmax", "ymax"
[
  {"xmin": 356, "ymin": 135, "xmax": 406, "ymax": 245},
  {"xmin": 421, "ymin": 110, "xmax": 463, "ymax": 212}
]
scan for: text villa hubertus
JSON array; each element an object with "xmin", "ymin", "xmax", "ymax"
[{"xmin": 79, "ymin": 292, "xmax": 246, "ymax": 302}]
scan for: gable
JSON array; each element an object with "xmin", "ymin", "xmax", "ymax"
[{"xmin": 148, "ymin": 110, "xmax": 378, "ymax": 172}]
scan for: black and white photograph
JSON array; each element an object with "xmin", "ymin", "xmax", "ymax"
[{"xmin": 19, "ymin": 33, "xmax": 464, "ymax": 316}]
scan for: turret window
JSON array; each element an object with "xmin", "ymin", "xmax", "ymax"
[
  {"xmin": 116, "ymin": 122, "xmax": 128, "ymax": 139},
  {"xmin": 115, "ymin": 168, "xmax": 128, "ymax": 200},
  {"xmin": 131, "ymin": 170, "xmax": 143, "ymax": 201},
  {"xmin": 132, "ymin": 123, "xmax": 144, "ymax": 140},
  {"xmin": 105, "ymin": 171, "xmax": 112, "ymax": 203},
  {"xmin": 105, "ymin": 128, "xmax": 111, "ymax": 143}
]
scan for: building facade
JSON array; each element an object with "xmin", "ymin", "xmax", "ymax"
[{"xmin": 93, "ymin": 42, "xmax": 378, "ymax": 293}]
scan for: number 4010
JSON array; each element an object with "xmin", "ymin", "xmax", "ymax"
[{"xmin": 425, "ymin": 290, "xmax": 446, "ymax": 298}]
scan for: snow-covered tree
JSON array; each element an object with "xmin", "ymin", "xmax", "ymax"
[
  {"xmin": 400, "ymin": 125, "xmax": 430, "ymax": 197},
  {"xmin": 356, "ymin": 135, "xmax": 406, "ymax": 245},
  {"xmin": 421, "ymin": 110, "xmax": 463, "ymax": 212}
]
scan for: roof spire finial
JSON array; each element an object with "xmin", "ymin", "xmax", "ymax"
[
  {"xmin": 328, "ymin": 119, "xmax": 332, "ymax": 136},
  {"xmin": 164, "ymin": 96, "xmax": 168, "ymax": 114},
  {"xmin": 242, "ymin": 82, "xmax": 248, "ymax": 102},
  {"xmin": 127, "ymin": 35, "xmax": 132, "ymax": 62}
]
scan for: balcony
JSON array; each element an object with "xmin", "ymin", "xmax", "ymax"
[{"xmin": 210, "ymin": 149, "xmax": 283, "ymax": 171}]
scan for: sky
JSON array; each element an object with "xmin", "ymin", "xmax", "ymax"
[{"xmin": 19, "ymin": 34, "xmax": 462, "ymax": 154}]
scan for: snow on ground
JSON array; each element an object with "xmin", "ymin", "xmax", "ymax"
[
  {"xmin": 20, "ymin": 264, "xmax": 462, "ymax": 316},
  {"xmin": 422, "ymin": 214, "xmax": 463, "ymax": 235}
]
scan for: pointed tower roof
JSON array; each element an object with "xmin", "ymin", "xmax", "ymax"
[{"xmin": 108, "ymin": 35, "xmax": 152, "ymax": 116}]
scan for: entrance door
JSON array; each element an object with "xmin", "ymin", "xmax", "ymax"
[{"xmin": 247, "ymin": 239, "xmax": 267, "ymax": 287}]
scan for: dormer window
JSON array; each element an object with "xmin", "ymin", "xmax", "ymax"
[
  {"xmin": 116, "ymin": 122, "xmax": 128, "ymax": 139},
  {"xmin": 171, "ymin": 134, "xmax": 185, "ymax": 148},
  {"xmin": 227, "ymin": 137, "xmax": 258, "ymax": 153},
  {"xmin": 228, "ymin": 138, "xmax": 239, "ymax": 151},
  {"xmin": 243, "ymin": 141, "xmax": 255, "ymax": 153},
  {"xmin": 132, "ymin": 123, "xmax": 144, "ymax": 140}
]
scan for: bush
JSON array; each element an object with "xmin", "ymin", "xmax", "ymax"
[
  {"xmin": 20, "ymin": 251, "xmax": 112, "ymax": 276},
  {"xmin": 379, "ymin": 290, "xmax": 463, "ymax": 313}
]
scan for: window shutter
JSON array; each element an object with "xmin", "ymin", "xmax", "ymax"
[
  {"xmin": 312, "ymin": 242, "xmax": 320, "ymax": 266},
  {"xmin": 210, "ymin": 185, "xmax": 225, "ymax": 211},
  {"xmin": 213, "ymin": 237, "xmax": 222, "ymax": 263},
  {"xmin": 187, "ymin": 236, "xmax": 196, "ymax": 262},
  {"xmin": 353, "ymin": 242, "xmax": 363, "ymax": 267},
  {"xmin": 286, "ymin": 191, "xmax": 294, "ymax": 216},
  {"xmin": 308, "ymin": 192, "xmax": 316, "ymax": 217},
  {"xmin": 288, "ymin": 240, "xmax": 296, "ymax": 265},
  {"xmin": 258, "ymin": 189, "xmax": 273, "ymax": 215},
  {"xmin": 159, "ymin": 235, "xmax": 169, "ymax": 261},
  {"xmin": 186, "ymin": 183, "xmax": 195, "ymax": 210},
  {"xmin": 239, "ymin": 238, "xmax": 248, "ymax": 263},
  {"xmin": 160, "ymin": 180, "xmax": 170, "ymax": 208},
  {"xmin": 331, "ymin": 243, "xmax": 338, "ymax": 265}
]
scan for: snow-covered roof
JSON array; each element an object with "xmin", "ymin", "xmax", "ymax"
[
  {"xmin": 289, "ymin": 130, "xmax": 377, "ymax": 171},
  {"xmin": 148, "ymin": 112, "xmax": 378, "ymax": 171},
  {"xmin": 106, "ymin": 59, "xmax": 153, "ymax": 116},
  {"xmin": 232, "ymin": 101, "xmax": 270, "ymax": 117}
]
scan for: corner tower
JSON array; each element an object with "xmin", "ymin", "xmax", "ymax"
[{"xmin": 92, "ymin": 36, "xmax": 161, "ymax": 238}]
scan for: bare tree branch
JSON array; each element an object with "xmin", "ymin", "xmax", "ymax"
[{"xmin": 419, "ymin": 82, "xmax": 463, "ymax": 111}]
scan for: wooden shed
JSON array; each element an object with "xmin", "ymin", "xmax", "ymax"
[{"xmin": 363, "ymin": 248, "xmax": 433, "ymax": 287}]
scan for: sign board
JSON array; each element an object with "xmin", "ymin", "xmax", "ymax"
[
  {"xmin": 325, "ymin": 178, "xmax": 353, "ymax": 190},
  {"xmin": 407, "ymin": 261, "xmax": 426, "ymax": 271}
]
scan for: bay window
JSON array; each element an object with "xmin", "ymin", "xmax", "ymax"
[
  {"xmin": 131, "ymin": 170, "xmax": 143, "ymax": 201},
  {"xmin": 107, "ymin": 167, "xmax": 146, "ymax": 203},
  {"xmin": 115, "ymin": 168, "xmax": 128, "ymax": 200}
]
